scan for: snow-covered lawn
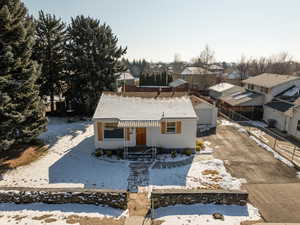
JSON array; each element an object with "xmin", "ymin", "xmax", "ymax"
[
  {"xmin": 0, "ymin": 117, "xmax": 129, "ymax": 189},
  {"xmin": 150, "ymin": 158, "xmax": 246, "ymax": 190},
  {"xmin": 153, "ymin": 203, "xmax": 261, "ymax": 225},
  {"xmin": 0, "ymin": 203, "xmax": 126, "ymax": 225}
]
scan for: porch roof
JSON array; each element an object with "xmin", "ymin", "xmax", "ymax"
[{"xmin": 117, "ymin": 120, "xmax": 160, "ymax": 128}]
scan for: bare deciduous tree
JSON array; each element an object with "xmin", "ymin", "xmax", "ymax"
[{"xmin": 192, "ymin": 44, "xmax": 215, "ymax": 70}]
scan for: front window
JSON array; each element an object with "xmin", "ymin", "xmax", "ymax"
[
  {"xmin": 166, "ymin": 122, "xmax": 176, "ymax": 134},
  {"xmin": 104, "ymin": 123, "xmax": 124, "ymax": 139}
]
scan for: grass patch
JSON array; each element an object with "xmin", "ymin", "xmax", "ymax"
[
  {"xmin": 66, "ymin": 215, "xmax": 126, "ymax": 225},
  {"xmin": 0, "ymin": 139, "xmax": 48, "ymax": 170},
  {"xmin": 32, "ymin": 214, "xmax": 53, "ymax": 221},
  {"xmin": 201, "ymin": 169, "xmax": 219, "ymax": 176}
]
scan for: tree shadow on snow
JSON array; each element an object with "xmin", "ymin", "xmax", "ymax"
[
  {"xmin": 39, "ymin": 117, "xmax": 91, "ymax": 149},
  {"xmin": 154, "ymin": 203, "xmax": 250, "ymax": 217},
  {"xmin": 48, "ymin": 135, "xmax": 128, "ymax": 189},
  {"xmin": 149, "ymin": 156, "xmax": 194, "ymax": 187}
]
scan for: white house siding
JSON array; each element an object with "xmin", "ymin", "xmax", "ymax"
[
  {"xmin": 93, "ymin": 119, "xmax": 197, "ymax": 149},
  {"xmin": 263, "ymin": 106, "xmax": 287, "ymax": 131},
  {"xmin": 287, "ymin": 108, "xmax": 300, "ymax": 140},
  {"xmin": 249, "ymin": 80, "xmax": 300, "ymax": 103},
  {"xmin": 193, "ymin": 103, "xmax": 217, "ymax": 127},
  {"xmin": 146, "ymin": 119, "xmax": 197, "ymax": 149}
]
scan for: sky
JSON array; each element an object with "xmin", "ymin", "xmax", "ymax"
[{"xmin": 23, "ymin": 0, "xmax": 300, "ymax": 63}]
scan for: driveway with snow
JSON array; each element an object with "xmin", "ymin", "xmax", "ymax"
[{"xmin": 0, "ymin": 118, "xmax": 129, "ymax": 189}]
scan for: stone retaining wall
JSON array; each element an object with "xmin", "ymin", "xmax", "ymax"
[
  {"xmin": 151, "ymin": 189, "xmax": 248, "ymax": 209},
  {"xmin": 0, "ymin": 187, "xmax": 127, "ymax": 209}
]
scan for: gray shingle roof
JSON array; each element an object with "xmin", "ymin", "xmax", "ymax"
[{"xmin": 243, "ymin": 73, "xmax": 300, "ymax": 88}]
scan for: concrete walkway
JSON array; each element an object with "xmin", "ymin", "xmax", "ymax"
[
  {"xmin": 126, "ymin": 192, "xmax": 151, "ymax": 225},
  {"xmin": 127, "ymin": 162, "xmax": 151, "ymax": 192}
]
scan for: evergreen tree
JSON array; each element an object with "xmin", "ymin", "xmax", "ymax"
[
  {"xmin": 66, "ymin": 16, "xmax": 126, "ymax": 115},
  {"xmin": 33, "ymin": 10, "xmax": 66, "ymax": 112},
  {"xmin": 0, "ymin": 0, "xmax": 47, "ymax": 151}
]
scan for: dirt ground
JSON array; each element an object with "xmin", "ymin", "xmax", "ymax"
[
  {"xmin": 203, "ymin": 125, "xmax": 300, "ymax": 223},
  {"xmin": 204, "ymin": 126, "xmax": 299, "ymax": 184}
]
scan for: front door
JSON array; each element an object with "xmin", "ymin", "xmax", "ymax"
[{"xmin": 136, "ymin": 128, "xmax": 146, "ymax": 145}]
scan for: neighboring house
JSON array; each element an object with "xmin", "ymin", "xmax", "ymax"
[
  {"xmin": 173, "ymin": 66, "xmax": 219, "ymax": 90},
  {"xmin": 116, "ymin": 72, "xmax": 135, "ymax": 88},
  {"xmin": 208, "ymin": 64, "xmax": 224, "ymax": 74},
  {"xmin": 242, "ymin": 73, "xmax": 300, "ymax": 103},
  {"xmin": 208, "ymin": 82, "xmax": 265, "ymax": 119},
  {"xmin": 222, "ymin": 71, "xmax": 244, "ymax": 85},
  {"xmin": 168, "ymin": 79, "xmax": 189, "ymax": 91},
  {"xmin": 208, "ymin": 82, "xmax": 244, "ymax": 100},
  {"xmin": 262, "ymin": 85, "xmax": 300, "ymax": 140},
  {"xmin": 92, "ymin": 92, "xmax": 197, "ymax": 153},
  {"xmin": 190, "ymin": 95, "xmax": 218, "ymax": 130}
]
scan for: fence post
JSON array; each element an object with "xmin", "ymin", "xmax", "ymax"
[
  {"xmin": 273, "ymin": 137, "xmax": 277, "ymax": 150},
  {"xmin": 292, "ymin": 146, "xmax": 297, "ymax": 161}
]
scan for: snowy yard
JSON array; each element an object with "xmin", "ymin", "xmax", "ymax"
[
  {"xmin": 0, "ymin": 203, "xmax": 126, "ymax": 225},
  {"xmin": 0, "ymin": 117, "xmax": 129, "ymax": 189},
  {"xmin": 153, "ymin": 203, "xmax": 261, "ymax": 225},
  {"xmin": 0, "ymin": 117, "xmax": 249, "ymax": 191},
  {"xmin": 150, "ymin": 157, "xmax": 246, "ymax": 190}
]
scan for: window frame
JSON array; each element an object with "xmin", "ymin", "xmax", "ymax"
[
  {"xmin": 166, "ymin": 121, "xmax": 176, "ymax": 134},
  {"xmin": 103, "ymin": 123, "xmax": 124, "ymax": 139}
]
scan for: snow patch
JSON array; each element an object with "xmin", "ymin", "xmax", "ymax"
[
  {"xmin": 250, "ymin": 136, "xmax": 294, "ymax": 167},
  {"xmin": 0, "ymin": 117, "xmax": 129, "ymax": 189},
  {"xmin": 150, "ymin": 159, "xmax": 245, "ymax": 190},
  {"xmin": 154, "ymin": 203, "xmax": 261, "ymax": 225}
]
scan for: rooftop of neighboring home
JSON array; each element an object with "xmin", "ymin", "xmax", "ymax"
[
  {"xmin": 208, "ymin": 64, "xmax": 223, "ymax": 71},
  {"xmin": 220, "ymin": 89, "xmax": 264, "ymax": 106},
  {"xmin": 265, "ymin": 86, "xmax": 300, "ymax": 115},
  {"xmin": 116, "ymin": 72, "xmax": 135, "ymax": 81},
  {"xmin": 93, "ymin": 92, "xmax": 197, "ymax": 121},
  {"xmin": 168, "ymin": 79, "xmax": 187, "ymax": 88},
  {"xmin": 181, "ymin": 66, "xmax": 213, "ymax": 75},
  {"xmin": 189, "ymin": 95, "xmax": 214, "ymax": 107},
  {"xmin": 242, "ymin": 73, "xmax": 300, "ymax": 88},
  {"xmin": 265, "ymin": 100, "xmax": 295, "ymax": 113},
  {"xmin": 209, "ymin": 82, "xmax": 235, "ymax": 92}
]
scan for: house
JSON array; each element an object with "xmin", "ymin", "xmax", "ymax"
[
  {"xmin": 116, "ymin": 72, "xmax": 135, "ymax": 87},
  {"xmin": 243, "ymin": 73, "xmax": 300, "ymax": 103},
  {"xmin": 168, "ymin": 79, "xmax": 189, "ymax": 91},
  {"xmin": 92, "ymin": 92, "xmax": 197, "ymax": 155},
  {"xmin": 208, "ymin": 82, "xmax": 264, "ymax": 119},
  {"xmin": 190, "ymin": 95, "xmax": 218, "ymax": 132},
  {"xmin": 262, "ymin": 85, "xmax": 300, "ymax": 140},
  {"xmin": 208, "ymin": 82, "xmax": 244, "ymax": 100},
  {"xmin": 173, "ymin": 66, "xmax": 220, "ymax": 90}
]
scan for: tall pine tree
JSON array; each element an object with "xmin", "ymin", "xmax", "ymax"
[
  {"xmin": 0, "ymin": 0, "xmax": 47, "ymax": 151},
  {"xmin": 66, "ymin": 16, "xmax": 127, "ymax": 115},
  {"xmin": 33, "ymin": 10, "xmax": 66, "ymax": 113}
]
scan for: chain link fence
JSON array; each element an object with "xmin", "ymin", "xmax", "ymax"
[{"xmin": 219, "ymin": 106, "xmax": 300, "ymax": 168}]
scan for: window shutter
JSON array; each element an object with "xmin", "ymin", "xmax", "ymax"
[
  {"xmin": 126, "ymin": 128, "xmax": 130, "ymax": 141},
  {"xmin": 176, "ymin": 121, "xmax": 182, "ymax": 134},
  {"xmin": 97, "ymin": 122, "xmax": 103, "ymax": 141},
  {"xmin": 161, "ymin": 121, "xmax": 166, "ymax": 134}
]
